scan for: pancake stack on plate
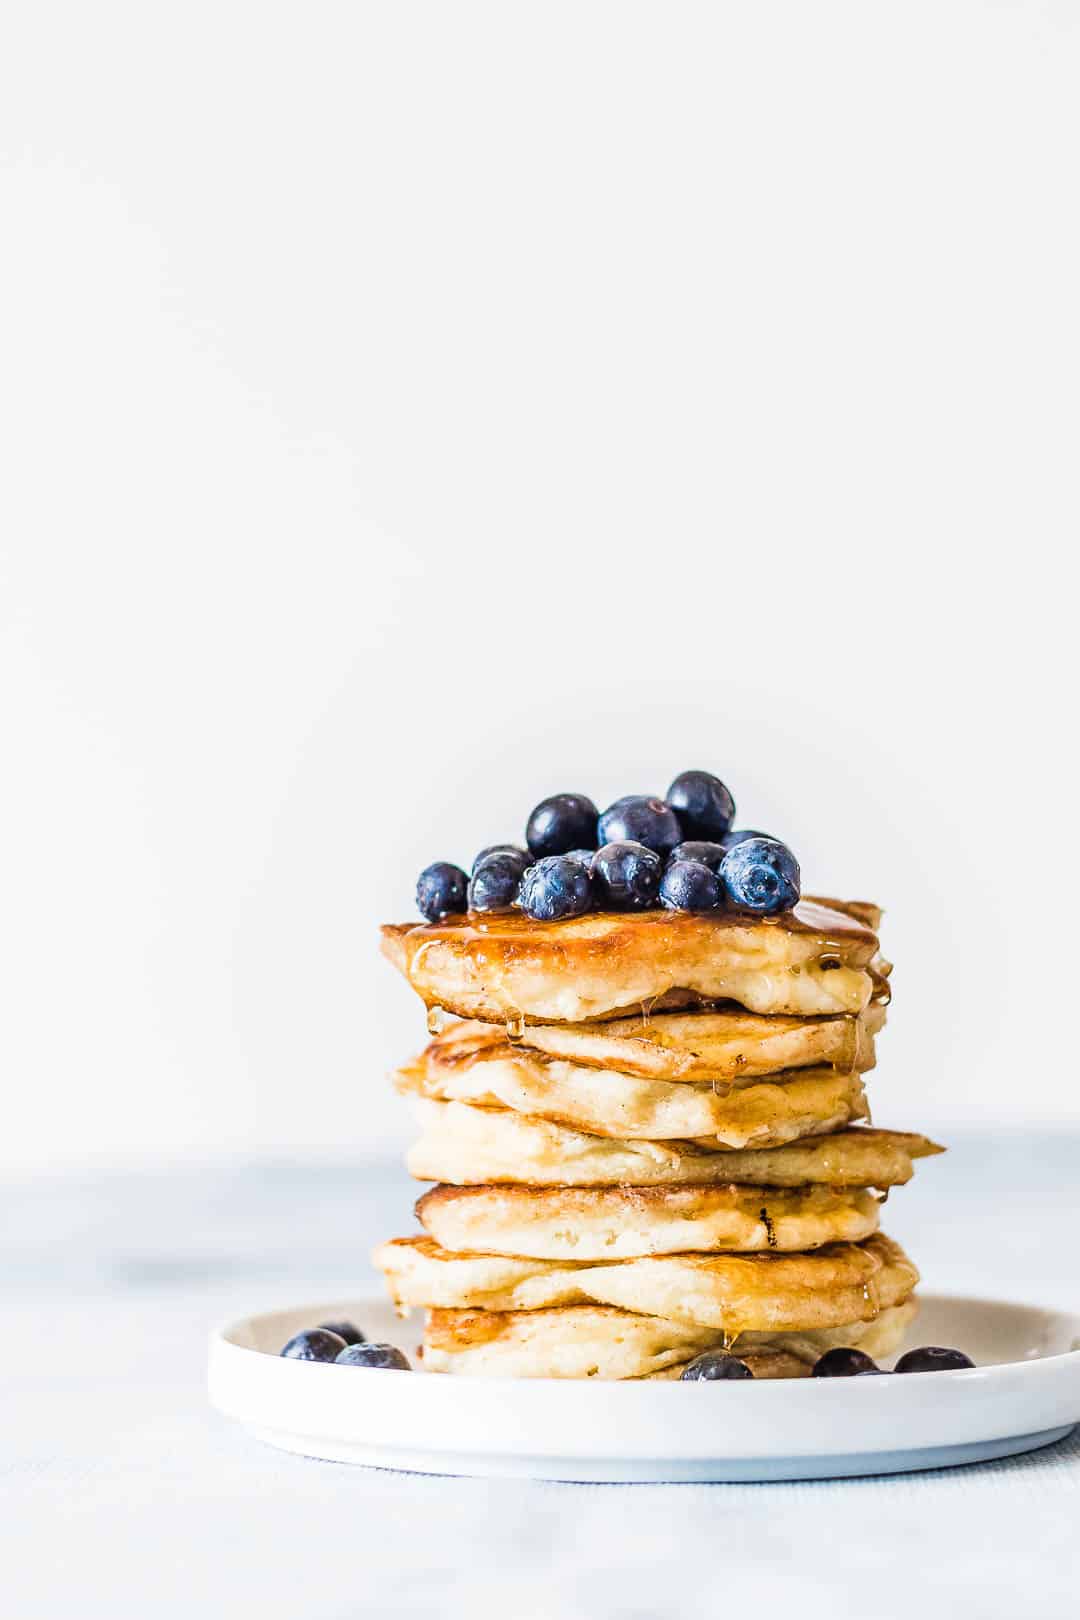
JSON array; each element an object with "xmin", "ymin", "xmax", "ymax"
[{"xmin": 375, "ymin": 895, "xmax": 941, "ymax": 1379}]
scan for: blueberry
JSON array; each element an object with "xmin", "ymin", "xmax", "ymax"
[
  {"xmin": 416, "ymin": 861, "xmax": 468, "ymax": 922},
  {"xmin": 681, "ymin": 1352, "xmax": 754, "ymax": 1380},
  {"xmin": 317, "ymin": 1319, "xmax": 365, "ymax": 1346},
  {"xmin": 811, "ymin": 1347, "xmax": 881, "ymax": 1377},
  {"xmin": 468, "ymin": 849, "xmax": 531, "ymax": 912},
  {"xmin": 335, "ymin": 1342, "xmax": 411, "ymax": 1370},
  {"xmin": 472, "ymin": 843, "xmax": 529, "ymax": 874},
  {"xmin": 720, "ymin": 837, "xmax": 801, "ymax": 915},
  {"xmin": 280, "ymin": 1328, "xmax": 348, "ymax": 1362},
  {"xmin": 720, "ymin": 828, "xmax": 774, "ymax": 852},
  {"xmin": 597, "ymin": 795, "xmax": 682, "ymax": 857},
  {"xmin": 561, "ymin": 849, "xmax": 597, "ymax": 867},
  {"xmin": 590, "ymin": 841, "xmax": 663, "ymax": 910},
  {"xmin": 670, "ymin": 840, "xmax": 727, "ymax": 873},
  {"xmin": 665, "ymin": 771, "xmax": 735, "ymax": 841},
  {"xmin": 525, "ymin": 794, "xmax": 599, "ymax": 858},
  {"xmin": 894, "ymin": 1346, "xmax": 975, "ymax": 1374},
  {"xmin": 659, "ymin": 859, "xmax": 723, "ymax": 912},
  {"xmin": 518, "ymin": 855, "xmax": 594, "ymax": 920}
]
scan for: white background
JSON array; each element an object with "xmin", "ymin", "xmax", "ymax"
[{"xmin": 1, "ymin": 1, "xmax": 1076, "ymax": 1170}]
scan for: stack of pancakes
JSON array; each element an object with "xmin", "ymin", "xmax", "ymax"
[{"xmin": 375, "ymin": 898, "xmax": 940, "ymax": 1379}]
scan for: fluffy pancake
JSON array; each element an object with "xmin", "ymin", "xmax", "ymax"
[
  {"xmin": 421, "ymin": 1299, "xmax": 918, "ymax": 1379},
  {"xmin": 401, "ymin": 1019, "xmax": 871, "ymax": 1145},
  {"xmin": 515, "ymin": 1002, "xmax": 885, "ymax": 1081},
  {"xmin": 374, "ymin": 1231, "xmax": 918, "ymax": 1333},
  {"xmin": 381, "ymin": 897, "xmax": 885, "ymax": 1023},
  {"xmin": 415, "ymin": 1182, "xmax": 882, "ymax": 1259},
  {"xmin": 405, "ymin": 1096, "xmax": 943, "ymax": 1187}
]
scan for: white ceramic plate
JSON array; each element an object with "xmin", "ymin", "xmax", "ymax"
[{"xmin": 209, "ymin": 1292, "xmax": 1080, "ymax": 1482}]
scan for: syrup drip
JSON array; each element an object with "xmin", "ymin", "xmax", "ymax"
[
  {"xmin": 426, "ymin": 1005, "xmax": 446, "ymax": 1036},
  {"xmin": 505, "ymin": 1012, "xmax": 525, "ymax": 1043},
  {"xmin": 639, "ymin": 996, "xmax": 658, "ymax": 1028}
]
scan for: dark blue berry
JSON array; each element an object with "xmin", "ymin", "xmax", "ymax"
[
  {"xmin": 468, "ymin": 849, "xmax": 530, "ymax": 912},
  {"xmin": 670, "ymin": 840, "xmax": 727, "ymax": 873},
  {"xmin": 591, "ymin": 842, "xmax": 663, "ymax": 910},
  {"xmin": 518, "ymin": 855, "xmax": 594, "ymax": 920},
  {"xmin": 659, "ymin": 859, "xmax": 723, "ymax": 912},
  {"xmin": 681, "ymin": 1352, "xmax": 754, "ymax": 1380},
  {"xmin": 811, "ymin": 1347, "xmax": 880, "ymax": 1377},
  {"xmin": 894, "ymin": 1346, "xmax": 975, "ymax": 1374},
  {"xmin": 720, "ymin": 837, "xmax": 801, "ymax": 915},
  {"xmin": 472, "ymin": 843, "xmax": 529, "ymax": 874},
  {"xmin": 720, "ymin": 828, "xmax": 774, "ymax": 852},
  {"xmin": 280, "ymin": 1328, "xmax": 348, "ymax": 1362},
  {"xmin": 665, "ymin": 771, "xmax": 735, "ymax": 841},
  {"xmin": 416, "ymin": 862, "xmax": 468, "ymax": 922},
  {"xmin": 597, "ymin": 795, "xmax": 682, "ymax": 856},
  {"xmin": 561, "ymin": 849, "xmax": 597, "ymax": 867},
  {"xmin": 317, "ymin": 1319, "xmax": 365, "ymax": 1346},
  {"xmin": 335, "ymin": 1342, "xmax": 411, "ymax": 1370},
  {"xmin": 525, "ymin": 794, "xmax": 598, "ymax": 857}
]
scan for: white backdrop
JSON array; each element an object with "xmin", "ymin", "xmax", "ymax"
[{"xmin": 1, "ymin": 1, "xmax": 1077, "ymax": 1169}]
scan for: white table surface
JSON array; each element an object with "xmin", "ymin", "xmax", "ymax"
[{"xmin": 4, "ymin": 1131, "xmax": 1080, "ymax": 1617}]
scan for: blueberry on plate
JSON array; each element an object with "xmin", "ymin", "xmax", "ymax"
[
  {"xmin": 468, "ymin": 849, "xmax": 531, "ymax": 912},
  {"xmin": 719, "ymin": 828, "xmax": 774, "ymax": 852},
  {"xmin": 525, "ymin": 794, "xmax": 599, "ymax": 858},
  {"xmin": 591, "ymin": 841, "xmax": 663, "ymax": 910},
  {"xmin": 811, "ymin": 1347, "xmax": 881, "ymax": 1377},
  {"xmin": 894, "ymin": 1346, "xmax": 975, "ymax": 1374},
  {"xmin": 472, "ymin": 843, "xmax": 529, "ymax": 873},
  {"xmin": 335, "ymin": 1342, "xmax": 411, "ymax": 1370},
  {"xmin": 665, "ymin": 771, "xmax": 735, "ymax": 841},
  {"xmin": 681, "ymin": 1352, "xmax": 754, "ymax": 1380},
  {"xmin": 280, "ymin": 1328, "xmax": 348, "ymax": 1362},
  {"xmin": 416, "ymin": 861, "xmax": 469, "ymax": 922},
  {"xmin": 719, "ymin": 837, "xmax": 801, "ymax": 915},
  {"xmin": 659, "ymin": 858, "xmax": 723, "ymax": 912},
  {"xmin": 669, "ymin": 840, "xmax": 727, "ymax": 873},
  {"xmin": 597, "ymin": 795, "xmax": 682, "ymax": 857},
  {"xmin": 317, "ymin": 1319, "xmax": 365, "ymax": 1347},
  {"xmin": 517, "ymin": 855, "xmax": 594, "ymax": 921}
]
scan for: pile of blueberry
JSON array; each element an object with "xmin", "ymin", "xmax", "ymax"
[
  {"xmin": 681, "ymin": 1344, "xmax": 976, "ymax": 1380},
  {"xmin": 280, "ymin": 1320, "xmax": 411, "ymax": 1370},
  {"xmin": 416, "ymin": 770, "xmax": 802, "ymax": 923}
]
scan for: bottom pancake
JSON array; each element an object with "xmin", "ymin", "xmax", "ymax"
[
  {"xmin": 421, "ymin": 1298, "xmax": 918, "ymax": 1379},
  {"xmin": 375, "ymin": 1231, "xmax": 918, "ymax": 1334}
]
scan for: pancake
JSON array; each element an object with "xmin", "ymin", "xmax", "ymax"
[
  {"xmin": 415, "ymin": 1182, "xmax": 882, "ymax": 1259},
  {"xmin": 421, "ymin": 1299, "xmax": 918, "ymax": 1379},
  {"xmin": 380, "ymin": 897, "xmax": 885, "ymax": 1023},
  {"xmin": 374, "ymin": 1231, "xmax": 918, "ymax": 1333},
  {"xmin": 398, "ymin": 1037, "xmax": 868, "ymax": 1147},
  {"xmin": 404, "ymin": 1096, "xmax": 943, "ymax": 1188},
  {"xmin": 515, "ymin": 1001, "xmax": 885, "ymax": 1081},
  {"xmin": 405, "ymin": 1014, "xmax": 879, "ymax": 1144}
]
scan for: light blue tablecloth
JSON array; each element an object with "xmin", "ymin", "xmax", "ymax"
[{"xmin": 4, "ymin": 1133, "xmax": 1079, "ymax": 1617}]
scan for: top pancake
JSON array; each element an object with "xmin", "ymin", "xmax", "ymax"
[{"xmin": 381, "ymin": 897, "xmax": 885, "ymax": 1023}]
